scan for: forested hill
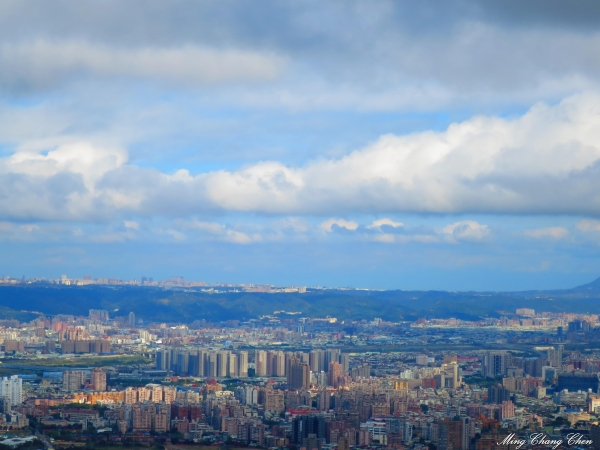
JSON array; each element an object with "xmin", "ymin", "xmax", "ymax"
[{"xmin": 1, "ymin": 277, "xmax": 600, "ymax": 323}]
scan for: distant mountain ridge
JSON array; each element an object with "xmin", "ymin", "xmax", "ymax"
[
  {"xmin": 569, "ymin": 276, "xmax": 600, "ymax": 293},
  {"xmin": 1, "ymin": 277, "xmax": 600, "ymax": 323}
]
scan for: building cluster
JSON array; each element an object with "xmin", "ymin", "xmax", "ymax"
[
  {"xmin": 3, "ymin": 307, "xmax": 600, "ymax": 450},
  {"xmin": 0, "ymin": 274, "xmax": 307, "ymax": 293}
]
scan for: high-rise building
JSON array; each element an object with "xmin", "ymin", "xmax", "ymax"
[
  {"xmin": 325, "ymin": 349, "xmax": 341, "ymax": 372},
  {"xmin": 128, "ymin": 312, "xmax": 136, "ymax": 326},
  {"xmin": 255, "ymin": 350, "xmax": 267, "ymax": 377},
  {"xmin": 205, "ymin": 352, "xmax": 217, "ymax": 377},
  {"xmin": 498, "ymin": 400, "xmax": 515, "ymax": 420},
  {"xmin": 265, "ymin": 389, "xmax": 285, "ymax": 413},
  {"xmin": 442, "ymin": 362, "xmax": 461, "ymax": 388},
  {"xmin": 273, "ymin": 351, "xmax": 285, "ymax": 376},
  {"xmin": 317, "ymin": 389, "xmax": 330, "ymax": 411},
  {"xmin": 310, "ymin": 350, "xmax": 325, "ymax": 373},
  {"xmin": 0, "ymin": 376, "xmax": 22, "ymax": 405},
  {"xmin": 557, "ymin": 373, "xmax": 600, "ymax": 392},
  {"xmin": 155, "ymin": 348, "xmax": 171, "ymax": 371},
  {"xmin": 125, "ymin": 387, "xmax": 137, "ymax": 404},
  {"xmin": 541, "ymin": 345, "xmax": 563, "ymax": 367},
  {"xmin": 132, "ymin": 402, "xmax": 171, "ymax": 432},
  {"xmin": 568, "ymin": 320, "xmax": 591, "ymax": 332},
  {"xmin": 487, "ymin": 385, "xmax": 511, "ymax": 404},
  {"xmin": 267, "ymin": 351, "xmax": 276, "ymax": 376},
  {"xmin": 482, "ymin": 351, "xmax": 511, "ymax": 378},
  {"xmin": 151, "ymin": 385, "xmax": 163, "ymax": 402},
  {"xmin": 447, "ymin": 418, "xmax": 463, "ymax": 450},
  {"xmin": 63, "ymin": 371, "xmax": 86, "ymax": 392},
  {"xmin": 217, "ymin": 351, "xmax": 229, "ymax": 377},
  {"xmin": 328, "ymin": 361, "xmax": 343, "ymax": 388},
  {"xmin": 188, "ymin": 351, "xmax": 200, "ymax": 376},
  {"xmin": 290, "ymin": 361, "xmax": 310, "ymax": 389},
  {"xmin": 238, "ymin": 351, "xmax": 248, "ymax": 378},
  {"xmin": 177, "ymin": 351, "xmax": 190, "ymax": 375},
  {"xmin": 90, "ymin": 368, "xmax": 107, "ymax": 391},
  {"xmin": 228, "ymin": 353, "xmax": 238, "ymax": 377},
  {"xmin": 340, "ymin": 353, "xmax": 350, "ymax": 374},
  {"xmin": 292, "ymin": 415, "xmax": 327, "ymax": 445}
]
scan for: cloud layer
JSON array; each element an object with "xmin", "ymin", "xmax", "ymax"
[
  {"xmin": 0, "ymin": 41, "xmax": 284, "ymax": 93},
  {"xmin": 1, "ymin": 1, "xmax": 600, "ymax": 108},
  {"xmin": 2, "ymin": 93, "xmax": 600, "ymax": 221}
]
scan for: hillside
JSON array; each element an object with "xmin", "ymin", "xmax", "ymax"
[{"xmin": 0, "ymin": 277, "xmax": 600, "ymax": 323}]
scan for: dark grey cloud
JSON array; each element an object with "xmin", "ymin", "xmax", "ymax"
[
  {"xmin": 1, "ymin": 0, "xmax": 599, "ymax": 105},
  {"xmin": 474, "ymin": 0, "xmax": 600, "ymax": 31},
  {"xmin": 3, "ymin": 1, "xmax": 598, "ymax": 46}
]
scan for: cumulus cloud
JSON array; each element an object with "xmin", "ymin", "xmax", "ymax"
[
  {"xmin": 2, "ymin": 94, "xmax": 600, "ymax": 220},
  {"xmin": 442, "ymin": 221, "xmax": 491, "ymax": 243},
  {"xmin": 225, "ymin": 230, "xmax": 261, "ymax": 244},
  {"xmin": 0, "ymin": 142, "xmax": 128, "ymax": 221},
  {"xmin": 367, "ymin": 218, "xmax": 404, "ymax": 229},
  {"xmin": 524, "ymin": 227, "xmax": 569, "ymax": 239},
  {"xmin": 320, "ymin": 219, "xmax": 359, "ymax": 232}
]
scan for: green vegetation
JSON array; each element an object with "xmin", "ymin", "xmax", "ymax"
[
  {"xmin": 8, "ymin": 355, "xmax": 151, "ymax": 368},
  {"xmin": 1, "ymin": 279, "xmax": 600, "ymax": 323},
  {"xmin": 463, "ymin": 375, "xmax": 503, "ymax": 388}
]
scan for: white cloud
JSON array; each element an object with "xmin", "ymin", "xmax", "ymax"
[
  {"xmin": 367, "ymin": 218, "xmax": 404, "ymax": 229},
  {"xmin": 124, "ymin": 220, "xmax": 139, "ymax": 230},
  {"xmin": 320, "ymin": 219, "xmax": 359, "ymax": 232},
  {"xmin": 3, "ymin": 93, "xmax": 600, "ymax": 220},
  {"xmin": 225, "ymin": 230, "xmax": 261, "ymax": 244},
  {"xmin": 576, "ymin": 219, "xmax": 600, "ymax": 233},
  {"xmin": 442, "ymin": 221, "xmax": 491, "ymax": 243},
  {"xmin": 7, "ymin": 141, "xmax": 127, "ymax": 188},
  {"xmin": 190, "ymin": 93, "xmax": 600, "ymax": 216},
  {"xmin": 524, "ymin": 227, "xmax": 569, "ymax": 239},
  {"xmin": 369, "ymin": 233, "xmax": 439, "ymax": 245}
]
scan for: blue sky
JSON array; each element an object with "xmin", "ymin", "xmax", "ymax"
[{"xmin": 2, "ymin": 1, "xmax": 600, "ymax": 290}]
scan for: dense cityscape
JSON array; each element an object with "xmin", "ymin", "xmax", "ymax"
[
  {"xmin": 3, "ymin": 2, "xmax": 600, "ymax": 450},
  {"xmin": 0, "ymin": 297, "xmax": 598, "ymax": 450}
]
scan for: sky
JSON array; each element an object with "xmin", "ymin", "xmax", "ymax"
[{"xmin": 2, "ymin": 0, "xmax": 600, "ymax": 290}]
